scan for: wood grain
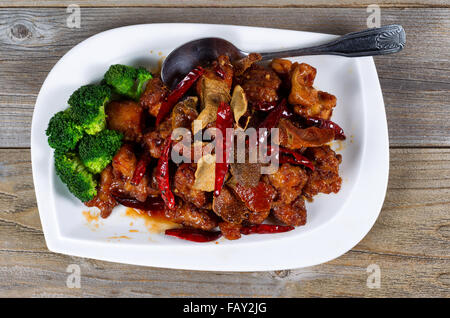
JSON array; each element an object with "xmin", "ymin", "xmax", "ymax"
[
  {"xmin": 1, "ymin": 1, "xmax": 449, "ymax": 8},
  {"xmin": 0, "ymin": 7, "xmax": 449, "ymax": 147},
  {"xmin": 0, "ymin": 148, "xmax": 448, "ymax": 297},
  {"xmin": 0, "ymin": 3, "xmax": 449, "ymax": 298}
]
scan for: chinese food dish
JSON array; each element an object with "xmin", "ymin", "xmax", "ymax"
[{"xmin": 46, "ymin": 53, "xmax": 344, "ymax": 242}]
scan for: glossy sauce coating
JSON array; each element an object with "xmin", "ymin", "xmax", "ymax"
[{"xmin": 86, "ymin": 56, "xmax": 344, "ymax": 241}]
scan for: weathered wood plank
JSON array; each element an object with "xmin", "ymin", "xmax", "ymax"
[
  {"xmin": 0, "ymin": 94, "xmax": 35, "ymax": 147},
  {"xmin": 356, "ymin": 148, "xmax": 450, "ymax": 259},
  {"xmin": 0, "ymin": 249, "xmax": 448, "ymax": 297},
  {"xmin": 0, "ymin": 148, "xmax": 448, "ymax": 297},
  {"xmin": 0, "ymin": 1, "xmax": 448, "ymax": 8},
  {"xmin": 0, "ymin": 0, "xmax": 448, "ymax": 8},
  {"xmin": 0, "ymin": 7, "xmax": 449, "ymax": 147}
]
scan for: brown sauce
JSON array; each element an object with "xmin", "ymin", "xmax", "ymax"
[{"xmin": 124, "ymin": 208, "xmax": 181, "ymax": 234}]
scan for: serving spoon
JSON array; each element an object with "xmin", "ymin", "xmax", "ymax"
[{"xmin": 161, "ymin": 24, "xmax": 405, "ymax": 88}]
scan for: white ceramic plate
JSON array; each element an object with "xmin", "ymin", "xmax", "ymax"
[{"xmin": 31, "ymin": 23, "xmax": 388, "ymax": 271}]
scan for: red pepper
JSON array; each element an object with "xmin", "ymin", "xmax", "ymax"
[
  {"xmin": 131, "ymin": 152, "xmax": 152, "ymax": 186},
  {"xmin": 253, "ymin": 99, "xmax": 316, "ymax": 171},
  {"xmin": 165, "ymin": 228, "xmax": 222, "ymax": 242},
  {"xmin": 257, "ymin": 99, "xmax": 286, "ymax": 145},
  {"xmin": 264, "ymin": 145, "xmax": 315, "ymax": 171},
  {"xmin": 279, "ymin": 154, "xmax": 314, "ymax": 170},
  {"xmin": 240, "ymin": 224, "xmax": 295, "ymax": 235},
  {"xmin": 214, "ymin": 101, "xmax": 234, "ymax": 197},
  {"xmin": 156, "ymin": 137, "xmax": 175, "ymax": 209},
  {"xmin": 258, "ymin": 99, "xmax": 286, "ymax": 131},
  {"xmin": 278, "ymin": 147, "xmax": 315, "ymax": 171},
  {"xmin": 253, "ymin": 101, "xmax": 278, "ymax": 112},
  {"xmin": 155, "ymin": 66, "xmax": 205, "ymax": 126},
  {"xmin": 114, "ymin": 195, "xmax": 165, "ymax": 212},
  {"xmin": 243, "ymin": 99, "xmax": 285, "ymax": 147},
  {"xmin": 281, "ymin": 109, "xmax": 345, "ymax": 140},
  {"xmin": 165, "ymin": 224, "xmax": 293, "ymax": 242},
  {"xmin": 304, "ymin": 117, "xmax": 346, "ymax": 140},
  {"xmin": 281, "ymin": 106, "xmax": 295, "ymax": 118},
  {"xmin": 214, "ymin": 65, "xmax": 226, "ymax": 79}
]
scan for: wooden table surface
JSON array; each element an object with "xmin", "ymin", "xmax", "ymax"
[{"xmin": 0, "ymin": 1, "xmax": 449, "ymax": 297}]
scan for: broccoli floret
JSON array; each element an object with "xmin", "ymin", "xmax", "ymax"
[
  {"xmin": 54, "ymin": 150, "xmax": 97, "ymax": 202},
  {"xmin": 103, "ymin": 64, "xmax": 152, "ymax": 100},
  {"xmin": 46, "ymin": 110, "xmax": 84, "ymax": 151},
  {"xmin": 68, "ymin": 84, "xmax": 111, "ymax": 135},
  {"xmin": 78, "ymin": 129, "xmax": 123, "ymax": 174}
]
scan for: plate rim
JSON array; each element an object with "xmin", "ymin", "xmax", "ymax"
[{"xmin": 31, "ymin": 23, "xmax": 389, "ymax": 271}]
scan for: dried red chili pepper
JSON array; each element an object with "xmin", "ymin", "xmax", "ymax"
[
  {"xmin": 165, "ymin": 228, "xmax": 222, "ymax": 242},
  {"xmin": 264, "ymin": 145, "xmax": 315, "ymax": 171},
  {"xmin": 114, "ymin": 195, "xmax": 165, "ymax": 212},
  {"xmin": 282, "ymin": 110, "xmax": 345, "ymax": 140},
  {"xmin": 253, "ymin": 101, "xmax": 278, "ymax": 112},
  {"xmin": 280, "ymin": 105, "xmax": 345, "ymax": 140},
  {"xmin": 257, "ymin": 99, "xmax": 286, "ymax": 144},
  {"xmin": 130, "ymin": 152, "xmax": 152, "ymax": 186},
  {"xmin": 214, "ymin": 65, "xmax": 226, "ymax": 79},
  {"xmin": 156, "ymin": 137, "xmax": 175, "ymax": 209},
  {"xmin": 304, "ymin": 117, "xmax": 346, "ymax": 140},
  {"xmin": 258, "ymin": 99, "xmax": 286, "ymax": 131},
  {"xmin": 243, "ymin": 99, "xmax": 286, "ymax": 148},
  {"xmin": 278, "ymin": 147, "xmax": 315, "ymax": 171},
  {"xmin": 279, "ymin": 154, "xmax": 315, "ymax": 171},
  {"xmin": 240, "ymin": 224, "xmax": 295, "ymax": 235},
  {"xmin": 155, "ymin": 66, "xmax": 205, "ymax": 126},
  {"xmin": 214, "ymin": 101, "xmax": 234, "ymax": 197},
  {"xmin": 281, "ymin": 106, "xmax": 295, "ymax": 119},
  {"xmin": 251, "ymin": 99, "xmax": 314, "ymax": 170}
]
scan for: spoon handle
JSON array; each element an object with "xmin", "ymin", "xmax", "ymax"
[{"xmin": 258, "ymin": 24, "xmax": 405, "ymax": 59}]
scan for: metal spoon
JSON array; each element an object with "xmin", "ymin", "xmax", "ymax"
[{"xmin": 161, "ymin": 24, "xmax": 405, "ymax": 88}]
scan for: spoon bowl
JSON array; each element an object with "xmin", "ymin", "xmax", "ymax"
[
  {"xmin": 161, "ymin": 24, "xmax": 405, "ymax": 88},
  {"xmin": 161, "ymin": 37, "xmax": 246, "ymax": 89}
]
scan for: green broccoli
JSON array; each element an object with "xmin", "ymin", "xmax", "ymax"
[
  {"xmin": 46, "ymin": 110, "xmax": 84, "ymax": 151},
  {"xmin": 54, "ymin": 150, "xmax": 97, "ymax": 202},
  {"xmin": 68, "ymin": 84, "xmax": 111, "ymax": 135},
  {"xmin": 103, "ymin": 64, "xmax": 152, "ymax": 100},
  {"xmin": 78, "ymin": 129, "xmax": 123, "ymax": 174}
]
